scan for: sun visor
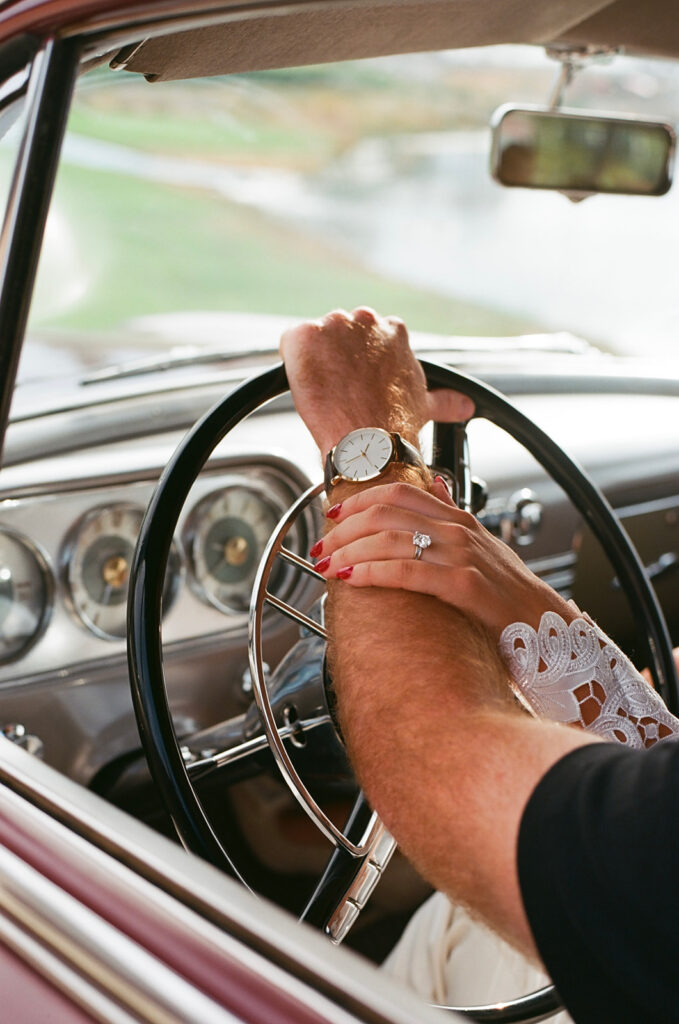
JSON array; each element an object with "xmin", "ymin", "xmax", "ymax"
[
  {"xmin": 113, "ymin": 0, "xmax": 615, "ymax": 82},
  {"xmin": 555, "ymin": 0, "xmax": 679, "ymax": 59}
]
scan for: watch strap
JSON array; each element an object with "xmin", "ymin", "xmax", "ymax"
[{"xmin": 393, "ymin": 433, "xmax": 427, "ymax": 473}]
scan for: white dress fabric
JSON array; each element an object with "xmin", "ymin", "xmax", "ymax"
[
  {"xmin": 499, "ymin": 611, "xmax": 679, "ymax": 748},
  {"xmin": 383, "ymin": 892, "xmax": 573, "ymax": 1023}
]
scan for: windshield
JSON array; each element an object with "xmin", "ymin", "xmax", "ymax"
[{"xmin": 19, "ymin": 45, "xmax": 679, "ymax": 380}]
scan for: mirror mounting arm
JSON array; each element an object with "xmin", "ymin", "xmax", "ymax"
[{"xmin": 545, "ymin": 44, "xmax": 623, "ymax": 110}]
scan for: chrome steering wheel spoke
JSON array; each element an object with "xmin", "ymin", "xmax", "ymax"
[
  {"xmin": 184, "ymin": 712, "xmax": 333, "ymax": 782},
  {"xmin": 249, "ymin": 481, "xmax": 393, "ymax": 867}
]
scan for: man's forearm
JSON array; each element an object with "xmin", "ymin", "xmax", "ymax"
[{"xmin": 326, "ymin": 554, "xmax": 597, "ymax": 955}]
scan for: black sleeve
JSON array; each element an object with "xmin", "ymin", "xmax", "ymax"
[{"xmin": 518, "ymin": 740, "xmax": 679, "ymax": 1024}]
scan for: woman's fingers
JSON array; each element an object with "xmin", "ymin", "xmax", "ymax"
[
  {"xmin": 317, "ymin": 505, "xmax": 439, "ymax": 557},
  {"xmin": 315, "ymin": 528, "xmax": 470, "ymax": 578},
  {"xmin": 312, "ymin": 481, "xmax": 579, "ymax": 641},
  {"xmin": 312, "ymin": 498, "xmax": 477, "ymax": 563},
  {"xmin": 323, "ymin": 481, "xmax": 461, "ymax": 528},
  {"xmin": 323, "ymin": 557, "xmax": 481, "ymax": 611}
]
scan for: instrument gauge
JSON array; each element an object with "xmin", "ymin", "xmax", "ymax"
[
  {"xmin": 65, "ymin": 504, "xmax": 180, "ymax": 640},
  {"xmin": 0, "ymin": 530, "xmax": 51, "ymax": 663},
  {"xmin": 186, "ymin": 484, "xmax": 288, "ymax": 614}
]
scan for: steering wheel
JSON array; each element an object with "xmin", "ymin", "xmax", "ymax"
[{"xmin": 128, "ymin": 360, "xmax": 678, "ymax": 1024}]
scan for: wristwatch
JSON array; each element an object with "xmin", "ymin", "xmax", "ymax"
[{"xmin": 324, "ymin": 427, "xmax": 426, "ymax": 491}]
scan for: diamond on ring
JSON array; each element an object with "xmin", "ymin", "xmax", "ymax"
[{"xmin": 412, "ymin": 531, "xmax": 432, "ymax": 560}]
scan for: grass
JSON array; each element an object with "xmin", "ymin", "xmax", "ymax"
[
  {"xmin": 32, "ymin": 161, "xmax": 543, "ymax": 338},
  {"xmin": 67, "ymin": 103, "xmax": 332, "ymax": 169}
]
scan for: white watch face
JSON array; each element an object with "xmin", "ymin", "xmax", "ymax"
[{"xmin": 333, "ymin": 428, "xmax": 394, "ymax": 481}]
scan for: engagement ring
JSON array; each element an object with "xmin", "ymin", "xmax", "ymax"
[{"xmin": 412, "ymin": 531, "xmax": 432, "ymax": 560}]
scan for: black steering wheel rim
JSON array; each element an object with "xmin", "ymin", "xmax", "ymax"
[
  {"xmin": 127, "ymin": 359, "xmax": 677, "ymax": 1021},
  {"xmin": 422, "ymin": 360, "xmax": 678, "ymax": 709}
]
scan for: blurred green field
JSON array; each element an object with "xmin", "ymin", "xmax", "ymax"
[
  {"xmin": 68, "ymin": 67, "xmax": 488, "ymax": 169},
  {"xmin": 66, "ymin": 102, "xmax": 331, "ymax": 168},
  {"xmin": 32, "ymin": 161, "xmax": 542, "ymax": 338},
  {"xmin": 26, "ymin": 68, "xmax": 546, "ymax": 340}
]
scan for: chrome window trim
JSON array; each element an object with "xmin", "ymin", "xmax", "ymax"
[
  {"xmin": 0, "ymin": 844, "xmax": 242, "ymax": 1024},
  {"xmin": 0, "ymin": 740, "xmax": 447, "ymax": 1024}
]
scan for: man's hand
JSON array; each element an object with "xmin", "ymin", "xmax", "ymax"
[{"xmin": 280, "ymin": 307, "xmax": 473, "ymax": 456}]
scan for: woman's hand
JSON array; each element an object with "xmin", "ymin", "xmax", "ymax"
[{"xmin": 311, "ymin": 477, "xmax": 577, "ymax": 640}]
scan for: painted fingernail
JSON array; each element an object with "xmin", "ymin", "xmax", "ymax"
[
  {"xmin": 336, "ymin": 566, "xmax": 354, "ymax": 580},
  {"xmin": 314, "ymin": 555, "xmax": 331, "ymax": 574},
  {"xmin": 435, "ymin": 474, "xmax": 452, "ymax": 495},
  {"xmin": 327, "ymin": 503, "xmax": 343, "ymax": 519},
  {"xmin": 309, "ymin": 539, "xmax": 323, "ymax": 558}
]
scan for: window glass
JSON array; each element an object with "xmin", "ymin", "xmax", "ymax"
[
  {"xmin": 0, "ymin": 63, "xmax": 31, "ymax": 237},
  {"xmin": 24, "ymin": 47, "xmax": 679, "ymax": 381}
]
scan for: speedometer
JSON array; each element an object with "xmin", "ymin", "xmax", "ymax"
[
  {"xmin": 0, "ymin": 530, "xmax": 51, "ymax": 663},
  {"xmin": 185, "ymin": 483, "xmax": 286, "ymax": 614},
  {"xmin": 64, "ymin": 504, "xmax": 181, "ymax": 640}
]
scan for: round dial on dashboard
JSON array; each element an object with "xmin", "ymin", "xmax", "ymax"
[
  {"xmin": 186, "ymin": 484, "xmax": 287, "ymax": 614},
  {"xmin": 65, "ymin": 504, "xmax": 180, "ymax": 640},
  {"xmin": 0, "ymin": 530, "xmax": 51, "ymax": 663}
]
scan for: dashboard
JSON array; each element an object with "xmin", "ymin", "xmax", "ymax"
[
  {"xmin": 0, "ymin": 460, "xmax": 311, "ymax": 675},
  {"xmin": 0, "ymin": 410, "xmax": 324, "ymax": 783},
  {"xmin": 0, "ymin": 364, "xmax": 678, "ymax": 832}
]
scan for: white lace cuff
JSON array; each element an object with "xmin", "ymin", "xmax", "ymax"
[{"xmin": 499, "ymin": 611, "xmax": 679, "ymax": 749}]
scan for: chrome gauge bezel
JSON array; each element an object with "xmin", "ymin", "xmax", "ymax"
[
  {"xmin": 0, "ymin": 528, "xmax": 53, "ymax": 665},
  {"xmin": 0, "ymin": 458, "xmax": 318, "ymax": 686},
  {"xmin": 62, "ymin": 502, "xmax": 182, "ymax": 641},
  {"xmin": 184, "ymin": 476, "xmax": 301, "ymax": 616}
]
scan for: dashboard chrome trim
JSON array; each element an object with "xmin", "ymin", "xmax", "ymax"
[
  {"xmin": 60, "ymin": 500, "xmax": 184, "ymax": 642},
  {"xmin": 0, "ymin": 526, "xmax": 54, "ymax": 666},
  {"xmin": 0, "ymin": 454, "xmax": 319, "ymax": 687}
]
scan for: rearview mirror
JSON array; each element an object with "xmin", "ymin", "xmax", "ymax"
[{"xmin": 490, "ymin": 105, "xmax": 675, "ymax": 197}]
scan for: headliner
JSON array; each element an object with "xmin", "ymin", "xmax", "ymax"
[{"xmin": 111, "ymin": 0, "xmax": 679, "ymax": 82}]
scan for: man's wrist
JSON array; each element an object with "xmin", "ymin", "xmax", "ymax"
[{"xmin": 325, "ymin": 461, "xmax": 432, "ymax": 505}]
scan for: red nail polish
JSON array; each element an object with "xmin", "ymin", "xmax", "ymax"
[
  {"xmin": 309, "ymin": 539, "xmax": 323, "ymax": 558},
  {"xmin": 314, "ymin": 555, "xmax": 331, "ymax": 574},
  {"xmin": 327, "ymin": 502, "xmax": 342, "ymax": 519},
  {"xmin": 435, "ymin": 474, "xmax": 452, "ymax": 494},
  {"xmin": 336, "ymin": 566, "xmax": 353, "ymax": 580}
]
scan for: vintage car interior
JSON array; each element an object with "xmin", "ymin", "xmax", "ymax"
[{"xmin": 0, "ymin": 1, "xmax": 678, "ymax": 1021}]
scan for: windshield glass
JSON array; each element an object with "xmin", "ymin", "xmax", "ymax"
[{"xmin": 22, "ymin": 45, "xmax": 679, "ymax": 380}]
